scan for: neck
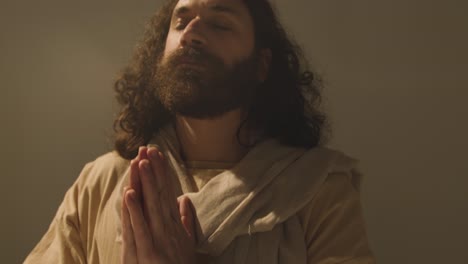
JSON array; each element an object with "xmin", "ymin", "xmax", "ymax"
[{"xmin": 174, "ymin": 109, "xmax": 253, "ymax": 163}]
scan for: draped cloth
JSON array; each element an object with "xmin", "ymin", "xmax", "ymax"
[
  {"xmin": 24, "ymin": 124, "xmax": 372, "ymax": 264},
  {"xmin": 113, "ymin": 124, "xmax": 364, "ymax": 264}
]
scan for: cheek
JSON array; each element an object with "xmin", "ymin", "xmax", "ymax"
[
  {"xmin": 220, "ymin": 28, "xmax": 256, "ymax": 65},
  {"xmin": 163, "ymin": 32, "xmax": 179, "ymax": 61},
  {"xmin": 221, "ymin": 38, "xmax": 256, "ymax": 67}
]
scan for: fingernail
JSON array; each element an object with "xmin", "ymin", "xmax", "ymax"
[{"xmin": 147, "ymin": 144, "xmax": 159, "ymax": 150}]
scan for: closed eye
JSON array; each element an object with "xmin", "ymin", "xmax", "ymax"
[
  {"xmin": 173, "ymin": 18, "xmax": 233, "ymax": 32},
  {"xmin": 206, "ymin": 18, "xmax": 233, "ymax": 31},
  {"xmin": 209, "ymin": 22, "xmax": 231, "ymax": 31}
]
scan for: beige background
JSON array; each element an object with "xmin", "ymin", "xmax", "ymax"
[{"xmin": 1, "ymin": 0, "xmax": 467, "ymax": 263}]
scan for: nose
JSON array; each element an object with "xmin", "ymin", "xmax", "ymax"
[{"xmin": 179, "ymin": 17, "xmax": 206, "ymax": 48}]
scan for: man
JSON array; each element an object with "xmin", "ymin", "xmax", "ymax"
[{"xmin": 25, "ymin": 0, "xmax": 376, "ymax": 263}]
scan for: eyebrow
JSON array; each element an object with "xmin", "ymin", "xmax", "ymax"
[
  {"xmin": 210, "ymin": 4, "xmax": 240, "ymax": 16},
  {"xmin": 174, "ymin": 4, "xmax": 241, "ymax": 18}
]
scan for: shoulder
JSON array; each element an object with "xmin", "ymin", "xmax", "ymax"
[
  {"xmin": 86, "ymin": 151, "xmax": 130, "ymax": 174},
  {"xmin": 75, "ymin": 151, "xmax": 130, "ymax": 191},
  {"xmin": 294, "ymin": 146, "xmax": 365, "ymax": 232},
  {"xmin": 301, "ymin": 146, "xmax": 363, "ymax": 191},
  {"xmin": 297, "ymin": 145, "xmax": 364, "ymax": 212},
  {"xmin": 294, "ymin": 147, "xmax": 376, "ymax": 257},
  {"xmin": 307, "ymin": 171, "xmax": 361, "ymax": 210},
  {"xmin": 295, "ymin": 166, "xmax": 375, "ymax": 262}
]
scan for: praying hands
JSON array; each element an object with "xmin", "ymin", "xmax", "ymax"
[{"xmin": 121, "ymin": 146, "xmax": 198, "ymax": 264}]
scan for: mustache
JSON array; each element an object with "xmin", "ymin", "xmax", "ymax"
[{"xmin": 164, "ymin": 47, "xmax": 223, "ymax": 68}]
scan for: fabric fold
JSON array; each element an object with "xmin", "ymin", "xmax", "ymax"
[{"xmin": 113, "ymin": 124, "xmax": 362, "ymax": 263}]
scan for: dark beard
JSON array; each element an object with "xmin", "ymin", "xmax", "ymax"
[{"xmin": 153, "ymin": 47, "xmax": 260, "ymax": 119}]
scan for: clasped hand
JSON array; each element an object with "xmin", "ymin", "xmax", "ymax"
[{"xmin": 121, "ymin": 146, "xmax": 197, "ymax": 264}]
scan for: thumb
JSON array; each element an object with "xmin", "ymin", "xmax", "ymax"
[{"xmin": 178, "ymin": 196, "xmax": 197, "ymax": 243}]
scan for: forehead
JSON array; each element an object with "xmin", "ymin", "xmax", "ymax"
[{"xmin": 173, "ymin": 0, "xmax": 251, "ymax": 20}]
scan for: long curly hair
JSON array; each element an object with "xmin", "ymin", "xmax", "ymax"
[{"xmin": 113, "ymin": 0, "xmax": 331, "ymax": 160}]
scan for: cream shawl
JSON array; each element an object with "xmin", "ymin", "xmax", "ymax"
[{"xmin": 114, "ymin": 125, "xmax": 362, "ymax": 264}]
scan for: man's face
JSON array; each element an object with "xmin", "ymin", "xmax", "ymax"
[
  {"xmin": 164, "ymin": 0, "xmax": 256, "ymax": 68},
  {"xmin": 153, "ymin": 0, "xmax": 262, "ymax": 119}
]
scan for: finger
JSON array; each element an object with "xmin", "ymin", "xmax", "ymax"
[
  {"xmin": 147, "ymin": 147, "xmax": 185, "ymax": 247},
  {"xmin": 125, "ymin": 189, "xmax": 156, "ymax": 261},
  {"xmin": 147, "ymin": 147, "xmax": 180, "ymax": 225},
  {"xmin": 129, "ymin": 159, "xmax": 143, "ymax": 203},
  {"xmin": 158, "ymin": 151, "xmax": 182, "ymax": 225},
  {"xmin": 179, "ymin": 196, "xmax": 196, "ymax": 243},
  {"xmin": 137, "ymin": 146, "xmax": 149, "ymax": 160},
  {"xmin": 148, "ymin": 148, "xmax": 182, "ymax": 225},
  {"xmin": 121, "ymin": 187, "xmax": 137, "ymax": 264},
  {"xmin": 147, "ymin": 147, "xmax": 167, "ymax": 194},
  {"xmin": 129, "ymin": 146, "xmax": 147, "ymax": 203},
  {"xmin": 138, "ymin": 159, "xmax": 166, "ymax": 242}
]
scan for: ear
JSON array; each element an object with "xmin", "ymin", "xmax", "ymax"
[{"xmin": 257, "ymin": 48, "xmax": 272, "ymax": 82}]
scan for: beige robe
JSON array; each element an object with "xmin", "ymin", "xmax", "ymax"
[{"xmin": 24, "ymin": 126, "xmax": 376, "ymax": 263}]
